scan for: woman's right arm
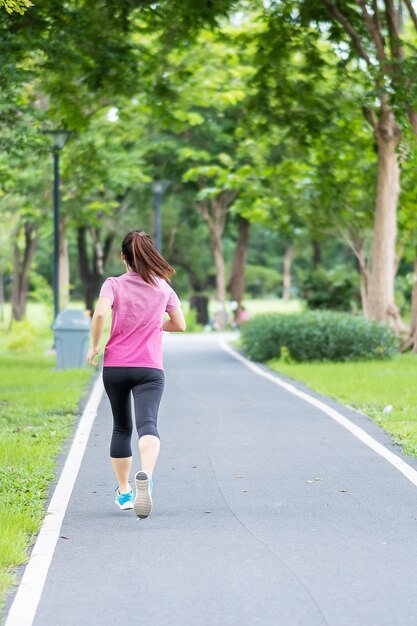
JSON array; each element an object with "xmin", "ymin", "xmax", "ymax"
[
  {"xmin": 87, "ymin": 296, "xmax": 112, "ymax": 365},
  {"xmin": 163, "ymin": 308, "xmax": 186, "ymax": 332}
]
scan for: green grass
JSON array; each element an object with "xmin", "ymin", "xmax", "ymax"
[
  {"xmin": 0, "ymin": 303, "xmax": 92, "ymax": 609},
  {"xmin": 268, "ymin": 354, "xmax": 417, "ymax": 457}
]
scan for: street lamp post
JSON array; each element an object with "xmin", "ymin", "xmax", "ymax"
[
  {"xmin": 151, "ymin": 180, "xmax": 171, "ymax": 252},
  {"xmin": 43, "ymin": 130, "xmax": 72, "ymax": 323}
]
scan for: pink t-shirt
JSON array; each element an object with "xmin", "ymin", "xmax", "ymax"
[{"xmin": 99, "ymin": 272, "xmax": 181, "ymax": 369}]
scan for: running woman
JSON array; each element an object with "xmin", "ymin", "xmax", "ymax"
[{"xmin": 87, "ymin": 230, "xmax": 186, "ymax": 519}]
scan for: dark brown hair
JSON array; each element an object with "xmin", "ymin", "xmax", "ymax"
[{"xmin": 121, "ymin": 230, "xmax": 175, "ymax": 285}]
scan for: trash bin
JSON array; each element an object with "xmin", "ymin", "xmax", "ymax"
[{"xmin": 52, "ymin": 309, "xmax": 91, "ymax": 370}]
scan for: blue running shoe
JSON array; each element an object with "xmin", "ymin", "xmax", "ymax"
[
  {"xmin": 134, "ymin": 471, "xmax": 153, "ymax": 519},
  {"xmin": 115, "ymin": 487, "xmax": 134, "ymax": 510}
]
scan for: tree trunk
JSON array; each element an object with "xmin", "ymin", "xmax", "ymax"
[
  {"xmin": 403, "ymin": 255, "xmax": 417, "ymax": 352},
  {"xmin": 367, "ymin": 104, "xmax": 402, "ymax": 326},
  {"xmin": 59, "ymin": 217, "xmax": 70, "ymax": 310},
  {"xmin": 358, "ymin": 245, "xmax": 369, "ymax": 317},
  {"xmin": 77, "ymin": 227, "xmax": 111, "ymax": 313},
  {"xmin": 212, "ymin": 234, "xmax": 225, "ymax": 303},
  {"xmin": 230, "ymin": 216, "xmax": 250, "ymax": 317},
  {"xmin": 103, "ymin": 233, "xmax": 114, "ymax": 265},
  {"xmin": 197, "ymin": 192, "xmax": 237, "ymax": 331},
  {"xmin": 312, "ymin": 240, "xmax": 322, "ymax": 269},
  {"xmin": 11, "ymin": 223, "xmax": 37, "ymax": 321},
  {"xmin": 189, "ymin": 294, "xmax": 209, "ymax": 325},
  {"xmin": 77, "ymin": 226, "xmax": 100, "ymax": 313},
  {"xmin": 90, "ymin": 227, "xmax": 104, "ymax": 275},
  {"xmin": 283, "ymin": 243, "xmax": 294, "ymax": 301},
  {"xmin": 212, "ymin": 233, "xmax": 227, "ymax": 329}
]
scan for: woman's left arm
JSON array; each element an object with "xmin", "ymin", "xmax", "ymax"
[{"xmin": 87, "ymin": 296, "xmax": 112, "ymax": 366}]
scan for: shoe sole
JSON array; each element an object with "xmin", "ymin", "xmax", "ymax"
[
  {"xmin": 134, "ymin": 471, "xmax": 152, "ymax": 519},
  {"xmin": 116, "ymin": 500, "xmax": 134, "ymax": 511}
]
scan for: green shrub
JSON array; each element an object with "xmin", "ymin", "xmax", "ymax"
[
  {"xmin": 244, "ymin": 265, "xmax": 282, "ymax": 298},
  {"xmin": 29, "ymin": 272, "xmax": 54, "ymax": 313},
  {"xmin": 297, "ymin": 265, "xmax": 361, "ymax": 312},
  {"xmin": 7, "ymin": 320, "xmax": 35, "ymax": 353},
  {"xmin": 240, "ymin": 311, "xmax": 400, "ymax": 363}
]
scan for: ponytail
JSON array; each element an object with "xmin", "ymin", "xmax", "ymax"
[{"xmin": 121, "ymin": 230, "xmax": 175, "ymax": 285}]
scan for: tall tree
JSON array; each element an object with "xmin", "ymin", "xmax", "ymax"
[
  {"xmin": 61, "ymin": 107, "xmax": 150, "ymax": 310},
  {"xmin": 138, "ymin": 24, "xmax": 257, "ymax": 326},
  {"xmin": 296, "ymin": 0, "xmax": 417, "ymax": 327},
  {"xmin": 0, "ymin": 154, "xmax": 50, "ymax": 320},
  {"xmin": 222, "ymin": 1, "xmax": 417, "ymax": 328},
  {"xmin": 398, "ymin": 132, "xmax": 417, "ymax": 350},
  {"xmin": 230, "ymin": 215, "xmax": 250, "ymax": 314}
]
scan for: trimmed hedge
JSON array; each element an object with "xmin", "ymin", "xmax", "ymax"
[{"xmin": 240, "ymin": 311, "xmax": 400, "ymax": 363}]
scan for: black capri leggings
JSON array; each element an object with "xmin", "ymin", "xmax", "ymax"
[{"xmin": 102, "ymin": 367, "xmax": 165, "ymax": 458}]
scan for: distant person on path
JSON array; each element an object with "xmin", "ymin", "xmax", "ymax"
[
  {"xmin": 87, "ymin": 230, "xmax": 186, "ymax": 519},
  {"xmin": 230, "ymin": 301, "xmax": 250, "ymax": 327},
  {"xmin": 236, "ymin": 305, "xmax": 250, "ymax": 326}
]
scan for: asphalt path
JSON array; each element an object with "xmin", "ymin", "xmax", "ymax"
[{"xmin": 15, "ymin": 334, "xmax": 417, "ymax": 625}]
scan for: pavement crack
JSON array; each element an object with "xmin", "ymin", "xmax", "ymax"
[{"xmin": 206, "ymin": 452, "xmax": 330, "ymax": 626}]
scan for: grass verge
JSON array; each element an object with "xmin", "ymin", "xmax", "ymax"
[
  {"xmin": 268, "ymin": 354, "xmax": 417, "ymax": 457},
  {"xmin": 0, "ymin": 304, "xmax": 92, "ymax": 611}
]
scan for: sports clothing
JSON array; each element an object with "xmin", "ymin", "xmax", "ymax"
[
  {"xmin": 99, "ymin": 272, "xmax": 180, "ymax": 370},
  {"xmin": 103, "ymin": 367, "xmax": 165, "ymax": 458}
]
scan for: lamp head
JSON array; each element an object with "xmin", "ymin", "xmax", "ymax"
[
  {"xmin": 151, "ymin": 180, "xmax": 171, "ymax": 195},
  {"xmin": 43, "ymin": 129, "xmax": 72, "ymax": 150}
]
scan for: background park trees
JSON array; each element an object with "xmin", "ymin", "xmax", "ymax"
[{"xmin": 1, "ymin": 0, "xmax": 417, "ymax": 345}]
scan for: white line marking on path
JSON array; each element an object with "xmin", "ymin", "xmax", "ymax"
[
  {"xmin": 5, "ymin": 374, "xmax": 104, "ymax": 626},
  {"xmin": 219, "ymin": 340, "xmax": 417, "ymax": 489}
]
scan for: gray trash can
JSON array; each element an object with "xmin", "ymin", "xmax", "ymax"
[{"xmin": 52, "ymin": 309, "xmax": 91, "ymax": 370}]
